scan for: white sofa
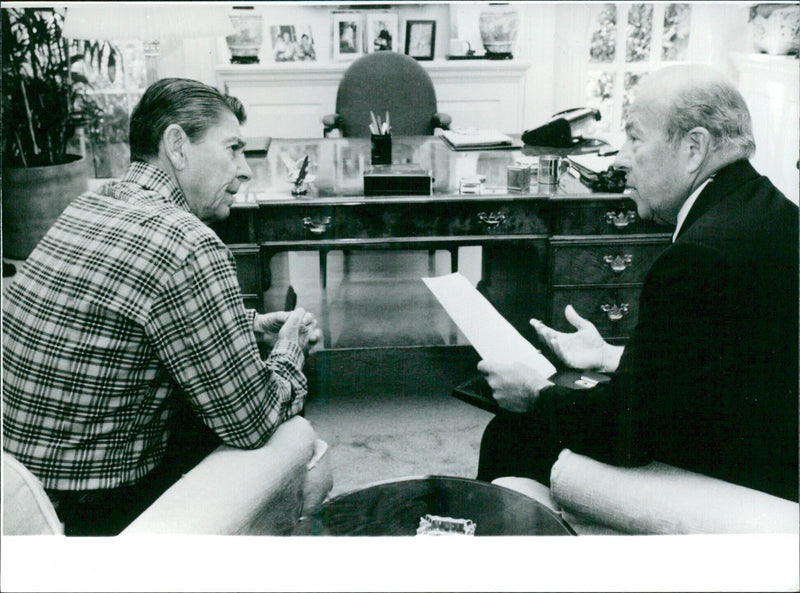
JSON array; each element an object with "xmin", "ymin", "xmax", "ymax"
[
  {"xmin": 3, "ymin": 416, "xmax": 333, "ymax": 536},
  {"xmin": 494, "ymin": 449, "xmax": 799, "ymax": 535}
]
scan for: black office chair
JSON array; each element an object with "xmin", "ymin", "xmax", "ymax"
[{"xmin": 322, "ymin": 52, "xmax": 451, "ymax": 137}]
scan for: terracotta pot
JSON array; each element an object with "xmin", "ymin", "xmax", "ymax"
[{"xmin": 2, "ymin": 155, "xmax": 89, "ymax": 259}]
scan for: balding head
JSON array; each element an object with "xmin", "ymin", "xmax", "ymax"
[
  {"xmin": 614, "ymin": 64, "xmax": 756, "ymax": 226},
  {"xmin": 631, "ymin": 64, "xmax": 755, "ymax": 162}
]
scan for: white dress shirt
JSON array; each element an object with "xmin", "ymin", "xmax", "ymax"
[{"xmin": 673, "ymin": 178, "xmax": 713, "ymax": 242}]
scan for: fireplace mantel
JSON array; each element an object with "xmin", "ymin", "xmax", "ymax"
[{"xmin": 216, "ymin": 60, "xmax": 531, "ymax": 138}]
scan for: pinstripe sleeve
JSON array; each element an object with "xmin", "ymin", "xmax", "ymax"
[{"xmin": 144, "ymin": 234, "xmax": 307, "ymax": 448}]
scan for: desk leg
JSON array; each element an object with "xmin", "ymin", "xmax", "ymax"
[
  {"xmin": 479, "ymin": 241, "xmax": 548, "ymax": 345},
  {"xmin": 319, "ymin": 249, "xmax": 329, "ymax": 290}
]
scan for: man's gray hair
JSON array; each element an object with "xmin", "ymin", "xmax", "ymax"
[{"xmin": 662, "ymin": 76, "xmax": 756, "ymax": 160}]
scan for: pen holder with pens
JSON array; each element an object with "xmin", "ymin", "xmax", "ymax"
[{"xmin": 370, "ymin": 133, "xmax": 392, "ymax": 165}]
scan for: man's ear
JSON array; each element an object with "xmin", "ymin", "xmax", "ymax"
[
  {"xmin": 683, "ymin": 127, "xmax": 712, "ymax": 173},
  {"xmin": 161, "ymin": 124, "xmax": 188, "ymax": 170}
]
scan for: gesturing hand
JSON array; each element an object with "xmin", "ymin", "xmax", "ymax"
[
  {"xmin": 530, "ymin": 305, "xmax": 622, "ymax": 372},
  {"xmin": 477, "ymin": 359, "xmax": 553, "ymax": 413}
]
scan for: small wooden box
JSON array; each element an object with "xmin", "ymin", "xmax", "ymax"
[{"xmin": 363, "ymin": 164, "xmax": 432, "ymax": 196}]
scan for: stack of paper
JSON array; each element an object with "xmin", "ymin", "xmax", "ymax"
[
  {"xmin": 422, "ymin": 273, "xmax": 557, "ymax": 378},
  {"xmin": 440, "ymin": 129, "xmax": 517, "ymax": 151}
]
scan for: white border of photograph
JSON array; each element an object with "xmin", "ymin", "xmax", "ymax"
[
  {"xmin": 365, "ymin": 12, "xmax": 399, "ymax": 54},
  {"xmin": 332, "ymin": 12, "xmax": 363, "ymax": 61}
]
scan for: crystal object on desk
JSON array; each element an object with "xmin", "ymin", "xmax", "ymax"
[{"xmin": 417, "ymin": 514, "xmax": 476, "ymax": 536}]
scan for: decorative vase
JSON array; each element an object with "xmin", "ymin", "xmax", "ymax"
[
  {"xmin": 749, "ymin": 3, "xmax": 800, "ymax": 55},
  {"xmin": 226, "ymin": 8, "xmax": 264, "ymax": 64},
  {"xmin": 2, "ymin": 155, "xmax": 89, "ymax": 259},
  {"xmin": 479, "ymin": 4, "xmax": 519, "ymax": 59}
]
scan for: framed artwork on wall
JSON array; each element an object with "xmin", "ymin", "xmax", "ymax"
[
  {"xmin": 365, "ymin": 12, "xmax": 399, "ymax": 53},
  {"xmin": 405, "ymin": 20, "xmax": 436, "ymax": 60},
  {"xmin": 333, "ymin": 12, "xmax": 363, "ymax": 60}
]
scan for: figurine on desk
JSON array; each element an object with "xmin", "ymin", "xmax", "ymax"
[{"xmin": 291, "ymin": 154, "xmax": 310, "ymax": 196}]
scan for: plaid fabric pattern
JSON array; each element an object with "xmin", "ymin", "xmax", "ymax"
[{"xmin": 2, "ymin": 162, "xmax": 307, "ymax": 491}]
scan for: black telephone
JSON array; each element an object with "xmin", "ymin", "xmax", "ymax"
[{"xmin": 521, "ymin": 107, "xmax": 602, "ymax": 148}]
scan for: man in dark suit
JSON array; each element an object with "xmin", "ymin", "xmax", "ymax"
[{"xmin": 476, "ymin": 64, "xmax": 798, "ymax": 502}]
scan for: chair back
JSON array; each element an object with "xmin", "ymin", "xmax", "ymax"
[{"xmin": 335, "ymin": 52, "xmax": 439, "ymax": 137}]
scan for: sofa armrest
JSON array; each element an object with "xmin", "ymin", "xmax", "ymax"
[
  {"xmin": 550, "ymin": 449, "xmax": 799, "ymax": 534},
  {"xmin": 2, "ymin": 452, "xmax": 64, "ymax": 535},
  {"xmin": 122, "ymin": 416, "xmax": 332, "ymax": 535}
]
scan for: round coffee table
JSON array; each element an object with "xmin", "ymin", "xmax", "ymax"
[{"xmin": 293, "ymin": 475, "xmax": 575, "ymax": 536}]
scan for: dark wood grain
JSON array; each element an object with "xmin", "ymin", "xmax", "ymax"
[{"xmin": 293, "ymin": 476, "xmax": 575, "ymax": 536}]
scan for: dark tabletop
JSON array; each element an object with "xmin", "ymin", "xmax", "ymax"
[{"xmin": 293, "ymin": 475, "xmax": 576, "ymax": 536}]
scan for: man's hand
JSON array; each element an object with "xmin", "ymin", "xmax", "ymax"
[
  {"xmin": 256, "ymin": 308, "xmax": 321, "ymax": 352},
  {"xmin": 477, "ymin": 360, "xmax": 554, "ymax": 413},
  {"xmin": 530, "ymin": 305, "xmax": 622, "ymax": 372},
  {"xmin": 253, "ymin": 311, "xmax": 290, "ymax": 348}
]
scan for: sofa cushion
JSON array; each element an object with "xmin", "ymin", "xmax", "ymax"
[{"xmin": 2, "ymin": 452, "xmax": 63, "ymax": 535}]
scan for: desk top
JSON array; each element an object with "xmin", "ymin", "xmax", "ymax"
[{"xmin": 235, "ymin": 136, "xmax": 627, "ymax": 206}]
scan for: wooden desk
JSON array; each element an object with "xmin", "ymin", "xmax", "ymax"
[{"xmin": 211, "ymin": 136, "xmax": 672, "ymax": 346}]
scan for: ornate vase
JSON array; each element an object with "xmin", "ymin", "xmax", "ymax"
[
  {"xmin": 749, "ymin": 3, "xmax": 800, "ymax": 55},
  {"xmin": 226, "ymin": 8, "xmax": 264, "ymax": 64},
  {"xmin": 479, "ymin": 4, "xmax": 519, "ymax": 59}
]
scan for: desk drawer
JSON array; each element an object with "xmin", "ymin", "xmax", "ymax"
[
  {"xmin": 550, "ymin": 287, "xmax": 641, "ymax": 339},
  {"xmin": 447, "ymin": 200, "xmax": 549, "ymax": 236},
  {"xmin": 551, "ymin": 239, "xmax": 668, "ymax": 286},
  {"xmin": 256, "ymin": 200, "xmax": 549, "ymax": 242},
  {"xmin": 556, "ymin": 200, "xmax": 671, "ymax": 236}
]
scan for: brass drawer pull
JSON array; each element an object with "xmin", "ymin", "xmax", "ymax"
[
  {"xmin": 605, "ymin": 210, "xmax": 636, "ymax": 229},
  {"xmin": 603, "ymin": 254, "xmax": 633, "ymax": 273},
  {"xmin": 302, "ymin": 216, "xmax": 331, "ymax": 235},
  {"xmin": 477, "ymin": 211, "xmax": 507, "ymax": 228},
  {"xmin": 601, "ymin": 303, "xmax": 629, "ymax": 321}
]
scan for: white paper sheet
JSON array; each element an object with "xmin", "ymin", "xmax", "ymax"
[{"xmin": 422, "ymin": 272, "xmax": 557, "ymax": 378}]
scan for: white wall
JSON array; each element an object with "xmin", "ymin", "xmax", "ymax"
[{"xmin": 176, "ymin": 3, "xmax": 774, "ymax": 138}]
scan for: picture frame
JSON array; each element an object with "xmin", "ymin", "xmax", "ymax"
[
  {"xmin": 333, "ymin": 12, "xmax": 363, "ymax": 61},
  {"xmin": 365, "ymin": 12, "xmax": 399, "ymax": 53},
  {"xmin": 270, "ymin": 25, "xmax": 317, "ymax": 62},
  {"xmin": 270, "ymin": 25, "xmax": 297, "ymax": 62},
  {"xmin": 405, "ymin": 20, "xmax": 436, "ymax": 60}
]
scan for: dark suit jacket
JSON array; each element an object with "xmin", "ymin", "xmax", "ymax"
[{"xmin": 534, "ymin": 160, "xmax": 799, "ymax": 501}]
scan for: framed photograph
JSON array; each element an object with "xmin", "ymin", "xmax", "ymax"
[
  {"xmin": 333, "ymin": 12, "xmax": 363, "ymax": 61},
  {"xmin": 270, "ymin": 25, "xmax": 297, "ymax": 62},
  {"xmin": 270, "ymin": 25, "xmax": 316, "ymax": 62},
  {"xmin": 366, "ymin": 12, "xmax": 399, "ymax": 53},
  {"xmin": 405, "ymin": 20, "xmax": 436, "ymax": 60},
  {"xmin": 295, "ymin": 25, "xmax": 316, "ymax": 61}
]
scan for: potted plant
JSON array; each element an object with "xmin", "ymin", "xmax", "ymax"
[{"xmin": 1, "ymin": 7, "xmax": 120, "ymax": 259}]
